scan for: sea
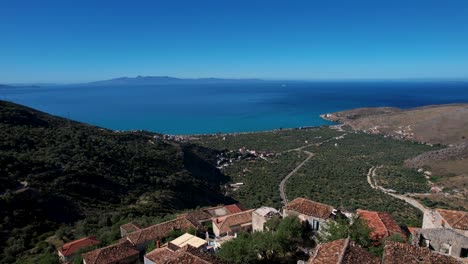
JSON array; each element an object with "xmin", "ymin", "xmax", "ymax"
[{"xmin": 2, "ymin": 81, "xmax": 468, "ymax": 135}]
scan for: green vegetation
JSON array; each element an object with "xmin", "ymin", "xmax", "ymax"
[
  {"xmin": 0, "ymin": 100, "xmax": 231, "ymax": 263},
  {"xmin": 196, "ymin": 127, "xmax": 343, "ymax": 152},
  {"xmin": 217, "ymin": 216, "xmax": 310, "ymax": 264},
  {"xmin": 375, "ymin": 166, "xmax": 430, "ymax": 194},
  {"xmin": 287, "ymin": 133, "xmax": 439, "ymax": 226},
  {"xmin": 223, "ymin": 152, "xmax": 306, "ymax": 208},
  {"xmin": 317, "ymin": 217, "xmax": 371, "ymax": 248}
]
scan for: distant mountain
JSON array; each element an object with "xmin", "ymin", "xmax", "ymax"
[
  {"xmin": 84, "ymin": 75, "xmax": 264, "ymax": 86},
  {"xmin": 0, "ymin": 84, "xmax": 40, "ymax": 89}
]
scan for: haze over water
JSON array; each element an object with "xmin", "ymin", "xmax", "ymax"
[{"xmin": 2, "ymin": 81, "xmax": 468, "ymax": 134}]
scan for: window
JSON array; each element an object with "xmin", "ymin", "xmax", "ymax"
[
  {"xmin": 461, "ymin": 248, "xmax": 468, "ymax": 258},
  {"xmin": 312, "ymin": 220, "xmax": 319, "ymax": 231}
]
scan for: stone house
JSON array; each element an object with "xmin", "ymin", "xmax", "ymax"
[
  {"xmin": 212, "ymin": 209, "xmax": 254, "ymax": 237},
  {"xmin": 57, "ymin": 236, "xmax": 100, "ymax": 263},
  {"xmin": 382, "ymin": 241, "xmax": 461, "ymax": 264},
  {"xmin": 252, "ymin": 206, "xmax": 281, "ymax": 232},
  {"xmin": 357, "ymin": 209, "xmax": 406, "ymax": 241},
  {"xmin": 126, "ymin": 217, "xmax": 197, "ymax": 252},
  {"xmin": 423, "ymin": 208, "xmax": 468, "ymax": 236},
  {"xmin": 411, "ymin": 228, "xmax": 468, "ymax": 260},
  {"xmin": 82, "ymin": 240, "xmax": 140, "ymax": 264},
  {"xmin": 308, "ymin": 238, "xmax": 379, "ymax": 264},
  {"xmin": 283, "ymin": 197, "xmax": 336, "ymax": 232}
]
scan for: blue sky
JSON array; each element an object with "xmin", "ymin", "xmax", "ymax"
[{"xmin": 1, "ymin": 0, "xmax": 468, "ymax": 83}]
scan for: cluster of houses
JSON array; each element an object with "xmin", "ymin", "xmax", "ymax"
[{"xmin": 56, "ymin": 197, "xmax": 467, "ymax": 264}]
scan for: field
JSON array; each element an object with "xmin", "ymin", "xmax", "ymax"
[{"xmin": 197, "ymin": 128, "xmax": 440, "ymax": 227}]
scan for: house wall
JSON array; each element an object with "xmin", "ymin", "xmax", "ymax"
[
  {"xmin": 213, "ymin": 222, "xmax": 221, "ymax": 237},
  {"xmin": 423, "ymin": 211, "xmax": 468, "ymax": 237},
  {"xmin": 252, "ymin": 211, "xmax": 267, "ymax": 232},
  {"xmin": 412, "ymin": 228, "xmax": 468, "ymax": 259},
  {"xmin": 283, "ymin": 209, "xmax": 328, "ymax": 232}
]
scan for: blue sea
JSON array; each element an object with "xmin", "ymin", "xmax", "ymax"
[{"xmin": 2, "ymin": 81, "xmax": 468, "ymax": 134}]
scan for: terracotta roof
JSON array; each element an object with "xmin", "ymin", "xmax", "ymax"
[
  {"xmin": 127, "ymin": 217, "xmax": 197, "ymax": 246},
  {"xmin": 284, "ymin": 198, "xmax": 334, "ymax": 219},
  {"xmin": 407, "ymin": 227, "xmax": 417, "ymax": 236},
  {"xmin": 178, "ymin": 210, "xmax": 213, "ymax": 226},
  {"xmin": 308, "ymin": 238, "xmax": 378, "ymax": 264},
  {"xmin": 82, "ymin": 240, "xmax": 139, "ymax": 264},
  {"xmin": 357, "ymin": 209, "xmax": 406, "ymax": 241},
  {"xmin": 382, "ymin": 241, "xmax": 461, "ymax": 264},
  {"xmin": 120, "ymin": 222, "xmax": 141, "ymax": 234},
  {"xmin": 436, "ymin": 208, "xmax": 468, "ymax": 230},
  {"xmin": 145, "ymin": 245, "xmax": 223, "ymax": 264},
  {"xmin": 213, "ymin": 209, "xmax": 254, "ymax": 234},
  {"xmin": 203, "ymin": 204, "xmax": 244, "ymax": 217},
  {"xmin": 58, "ymin": 236, "xmax": 101, "ymax": 257}
]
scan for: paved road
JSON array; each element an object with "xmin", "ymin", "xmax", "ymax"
[{"xmin": 279, "ymin": 150, "xmax": 314, "ymax": 205}]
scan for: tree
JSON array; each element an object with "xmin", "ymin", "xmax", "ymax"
[{"xmin": 318, "ymin": 217, "xmax": 371, "ymax": 248}]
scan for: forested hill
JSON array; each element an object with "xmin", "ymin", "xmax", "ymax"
[{"xmin": 0, "ymin": 100, "xmax": 231, "ymax": 262}]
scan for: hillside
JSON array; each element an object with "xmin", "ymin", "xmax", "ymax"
[
  {"xmin": 0, "ymin": 100, "xmax": 231, "ymax": 263},
  {"xmin": 323, "ymin": 104, "xmax": 468, "ymax": 145}
]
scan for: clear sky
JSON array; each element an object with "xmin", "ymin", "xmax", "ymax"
[{"xmin": 1, "ymin": 0, "xmax": 468, "ymax": 83}]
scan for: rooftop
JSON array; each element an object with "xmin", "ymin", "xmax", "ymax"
[
  {"xmin": 58, "ymin": 236, "xmax": 101, "ymax": 257},
  {"xmin": 382, "ymin": 241, "xmax": 461, "ymax": 264},
  {"xmin": 254, "ymin": 206, "xmax": 280, "ymax": 217},
  {"xmin": 284, "ymin": 197, "xmax": 334, "ymax": 219},
  {"xmin": 357, "ymin": 209, "xmax": 406, "ymax": 240},
  {"xmin": 170, "ymin": 233, "xmax": 207, "ymax": 249},
  {"xmin": 82, "ymin": 240, "xmax": 139, "ymax": 264},
  {"xmin": 145, "ymin": 245, "xmax": 223, "ymax": 264},
  {"xmin": 436, "ymin": 208, "xmax": 468, "ymax": 230},
  {"xmin": 126, "ymin": 217, "xmax": 197, "ymax": 246},
  {"xmin": 213, "ymin": 209, "xmax": 254, "ymax": 234},
  {"xmin": 308, "ymin": 238, "xmax": 379, "ymax": 264},
  {"xmin": 120, "ymin": 222, "xmax": 142, "ymax": 234},
  {"xmin": 204, "ymin": 204, "xmax": 244, "ymax": 218}
]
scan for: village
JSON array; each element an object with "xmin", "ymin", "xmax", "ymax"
[{"xmin": 56, "ymin": 196, "xmax": 468, "ymax": 264}]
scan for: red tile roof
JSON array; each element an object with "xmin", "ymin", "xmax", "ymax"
[
  {"xmin": 308, "ymin": 238, "xmax": 379, "ymax": 264},
  {"xmin": 284, "ymin": 198, "xmax": 334, "ymax": 219},
  {"xmin": 203, "ymin": 204, "xmax": 245, "ymax": 218},
  {"xmin": 382, "ymin": 241, "xmax": 461, "ymax": 264},
  {"xmin": 436, "ymin": 208, "xmax": 468, "ymax": 230},
  {"xmin": 145, "ymin": 245, "xmax": 223, "ymax": 264},
  {"xmin": 357, "ymin": 209, "xmax": 406, "ymax": 241},
  {"xmin": 58, "ymin": 236, "xmax": 101, "ymax": 257},
  {"xmin": 224, "ymin": 204, "xmax": 244, "ymax": 214},
  {"xmin": 126, "ymin": 217, "xmax": 197, "ymax": 246},
  {"xmin": 213, "ymin": 209, "xmax": 254, "ymax": 234},
  {"xmin": 82, "ymin": 240, "xmax": 139, "ymax": 264},
  {"xmin": 177, "ymin": 211, "xmax": 213, "ymax": 226}
]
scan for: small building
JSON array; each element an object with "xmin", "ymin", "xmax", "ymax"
[
  {"xmin": 382, "ymin": 241, "xmax": 461, "ymax": 264},
  {"xmin": 283, "ymin": 197, "xmax": 336, "ymax": 232},
  {"xmin": 212, "ymin": 209, "xmax": 254, "ymax": 237},
  {"xmin": 168, "ymin": 233, "xmax": 207, "ymax": 249},
  {"xmin": 57, "ymin": 236, "xmax": 101, "ymax": 263},
  {"xmin": 357, "ymin": 209, "xmax": 406, "ymax": 241},
  {"xmin": 120, "ymin": 222, "xmax": 142, "ymax": 237},
  {"xmin": 308, "ymin": 238, "xmax": 379, "ymax": 264},
  {"xmin": 204, "ymin": 203, "xmax": 244, "ymax": 218},
  {"xmin": 126, "ymin": 217, "xmax": 197, "ymax": 252},
  {"xmin": 411, "ymin": 228, "xmax": 468, "ymax": 259},
  {"xmin": 252, "ymin": 206, "xmax": 281, "ymax": 232},
  {"xmin": 423, "ymin": 208, "xmax": 468, "ymax": 236},
  {"xmin": 82, "ymin": 240, "xmax": 139, "ymax": 264},
  {"xmin": 144, "ymin": 245, "xmax": 223, "ymax": 264},
  {"xmin": 176, "ymin": 210, "xmax": 213, "ymax": 227}
]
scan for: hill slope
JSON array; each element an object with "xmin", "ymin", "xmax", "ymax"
[{"xmin": 0, "ymin": 100, "xmax": 231, "ymax": 263}]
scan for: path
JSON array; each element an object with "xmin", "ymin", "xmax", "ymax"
[
  {"xmin": 279, "ymin": 151, "xmax": 314, "ymax": 205},
  {"xmin": 366, "ymin": 166, "xmax": 436, "ymax": 227},
  {"xmin": 279, "ymin": 133, "xmax": 348, "ymax": 205}
]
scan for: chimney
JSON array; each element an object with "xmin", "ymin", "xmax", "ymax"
[{"xmin": 157, "ymin": 240, "xmax": 161, "ymax": 248}]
